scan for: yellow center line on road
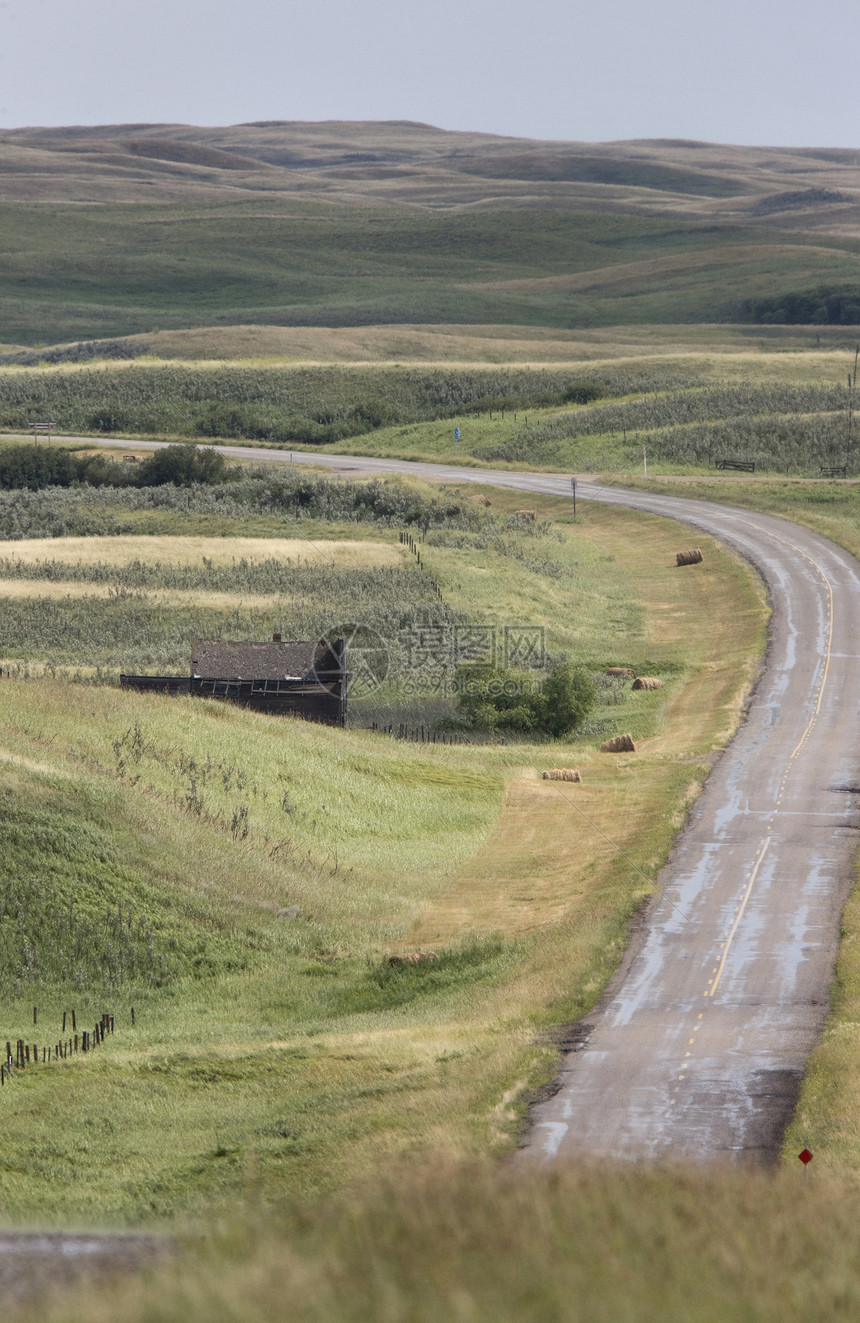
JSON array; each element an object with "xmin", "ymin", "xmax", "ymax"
[
  {"xmin": 755, "ymin": 529, "xmax": 834, "ymax": 760},
  {"xmin": 697, "ymin": 524, "xmax": 835, "ymax": 1001},
  {"xmin": 708, "ymin": 837, "xmax": 772, "ymax": 998}
]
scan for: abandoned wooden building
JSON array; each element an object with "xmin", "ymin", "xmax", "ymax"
[{"xmin": 121, "ymin": 635, "xmax": 347, "ymax": 726}]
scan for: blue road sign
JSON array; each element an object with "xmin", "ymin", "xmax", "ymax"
[{"xmin": 454, "ymin": 428, "xmax": 461, "ymax": 440}]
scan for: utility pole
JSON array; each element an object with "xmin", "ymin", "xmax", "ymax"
[{"xmin": 847, "ymin": 374, "xmax": 854, "ymax": 473}]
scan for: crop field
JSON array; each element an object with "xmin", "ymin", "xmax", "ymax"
[
  {"xmin": 0, "ymin": 562, "xmax": 452, "ymax": 676},
  {"xmin": 480, "ymin": 379, "xmax": 858, "ymax": 473},
  {"xmin": 3, "ymin": 354, "xmax": 860, "ymax": 476},
  {"xmin": 0, "ymin": 361, "xmax": 698, "ymax": 443},
  {"xmin": 0, "ymin": 477, "xmax": 660, "ymax": 736},
  {"xmin": 292, "ymin": 370, "xmax": 860, "ymax": 475}
]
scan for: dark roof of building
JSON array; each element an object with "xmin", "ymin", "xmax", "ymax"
[{"xmin": 190, "ymin": 639, "xmax": 342, "ymax": 682}]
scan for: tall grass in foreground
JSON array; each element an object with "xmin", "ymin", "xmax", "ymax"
[{"xmin": 27, "ymin": 1161, "xmax": 860, "ymax": 1323}]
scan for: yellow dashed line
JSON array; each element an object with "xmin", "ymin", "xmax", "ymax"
[{"xmin": 708, "ymin": 837, "xmax": 771, "ymax": 998}]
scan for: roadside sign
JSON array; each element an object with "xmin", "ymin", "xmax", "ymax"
[
  {"xmin": 798, "ymin": 1148, "xmax": 813, "ymax": 1165},
  {"xmin": 454, "ymin": 428, "xmax": 461, "ymax": 440}
]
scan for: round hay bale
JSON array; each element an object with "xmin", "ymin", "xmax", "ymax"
[
  {"xmin": 606, "ymin": 667, "xmax": 636, "ymax": 679},
  {"xmin": 676, "ymin": 548, "xmax": 704, "ymax": 567},
  {"xmin": 600, "ymin": 733, "xmax": 636, "ymax": 753},
  {"xmin": 632, "ymin": 676, "xmax": 663, "ymax": 691},
  {"xmin": 542, "ymin": 768, "xmax": 582, "ymax": 782}
]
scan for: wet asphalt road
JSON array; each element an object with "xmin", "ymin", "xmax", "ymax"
[{"xmin": 13, "ymin": 437, "xmax": 860, "ymax": 1164}]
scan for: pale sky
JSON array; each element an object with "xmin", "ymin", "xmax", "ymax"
[{"xmin": 1, "ymin": 0, "xmax": 858, "ymax": 148}]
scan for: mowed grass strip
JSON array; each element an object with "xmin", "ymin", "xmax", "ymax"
[
  {"xmin": 414, "ymin": 491, "xmax": 765, "ymax": 949},
  {"xmin": 0, "ymin": 491, "xmax": 766, "ymax": 1224}
]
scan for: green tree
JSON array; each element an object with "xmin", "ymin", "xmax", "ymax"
[
  {"xmin": 0, "ymin": 444, "xmax": 75, "ymax": 490},
  {"xmin": 137, "ymin": 444, "xmax": 227, "ymax": 487},
  {"xmin": 454, "ymin": 661, "xmax": 595, "ymax": 737},
  {"xmin": 536, "ymin": 661, "xmax": 597, "ymax": 737}
]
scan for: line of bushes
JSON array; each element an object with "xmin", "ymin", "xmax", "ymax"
[
  {"xmin": 716, "ymin": 284, "xmax": 860, "ymax": 325},
  {"xmin": 0, "ymin": 443, "xmax": 228, "ymax": 491},
  {"xmin": 0, "ymin": 454, "xmax": 552, "ymax": 539}
]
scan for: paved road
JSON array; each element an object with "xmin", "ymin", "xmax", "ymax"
[
  {"xmin": 0, "ymin": 1231, "xmax": 171, "ymax": 1307},
  {"xmin": 20, "ymin": 437, "xmax": 860, "ymax": 1162}
]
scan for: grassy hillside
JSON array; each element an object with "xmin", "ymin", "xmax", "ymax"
[
  {"xmin": 3, "ymin": 350, "xmax": 859, "ymax": 475},
  {"xmin": 0, "ymin": 481, "xmax": 766, "ymax": 1228},
  {"xmin": 2, "ymin": 122, "xmax": 860, "ymax": 347}
]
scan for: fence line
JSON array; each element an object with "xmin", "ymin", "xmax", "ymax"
[
  {"xmin": 1, "ymin": 1009, "xmax": 122, "ymax": 1087},
  {"xmin": 399, "ymin": 530, "xmax": 444, "ymax": 601}
]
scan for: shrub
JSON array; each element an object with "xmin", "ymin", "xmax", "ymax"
[
  {"xmin": 564, "ymin": 379, "xmax": 606, "ymax": 405},
  {"xmin": 137, "ymin": 444, "xmax": 227, "ymax": 487},
  {"xmin": 0, "ymin": 444, "xmax": 76, "ymax": 490},
  {"xmin": 454, "ymin": 661, "xmax": 596, "ymax": 737},
  {"xmin": 88, "ymin": 406, "xmax": 130, "ymax": 433},
  {"xmin": 537, "ymin": 661, "xmax": 598, "ymax": 737},
  {"xmin": 74, "ymin": 453, "xmax": 138, "ymax": 487}
]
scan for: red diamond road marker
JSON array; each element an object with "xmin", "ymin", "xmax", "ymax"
[{"xmin": 798, "ymin": 1148, "xmax": 813, "ymax": 1166}]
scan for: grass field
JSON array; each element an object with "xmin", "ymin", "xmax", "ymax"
[
  {"xmin": 0, "ymin": 481, "xmax": 766, "ymax": 1237},
  {"xmin": 16, "ymin": 460, "xmax": 860, "ymax": 1323},
  {"xmin": 2, "ymin": 122, "xmax": 860, "ymax": 346},
  {"xmin": 7, "ymin": 113, "xmax": 860, "ymax": 1316},
  {"xmin": 0, "ymin": 484, "xmax": 666, "ymax": 739}
]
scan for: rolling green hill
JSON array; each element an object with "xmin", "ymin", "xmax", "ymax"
[{"xmin": 2, "ymin": 122, "xmax": 860, "ymax": 350}]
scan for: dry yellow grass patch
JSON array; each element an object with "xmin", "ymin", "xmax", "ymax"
[
  {"xmin": 466, "ymin": 244, "xmax": 852, "ymax": 296},
  {"xmin": 0, "ymin": 534, "xmax": 403, "ymax": 568},
  {"xmin": 133, "ymin": 323, "xmax": 620, "ymax": 364},
  {"xmin": 0, "ymin": 578, "xmax": 319, "ymax": 612},
  {"xmin": 0, "ymin": 743, "xmax": 68, "ymax": 778},
  {"xmin": 411, "ymin": 765, "xmax": 629, "ymax": 942},
  {"xmin": 411, "ymin": 497, "xmax": 767, "ymax": 945}
]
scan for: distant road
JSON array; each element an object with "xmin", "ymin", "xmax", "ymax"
[{"xmin": 19, "ymin": 435, "xmax": 860, "ymax": 1162}]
